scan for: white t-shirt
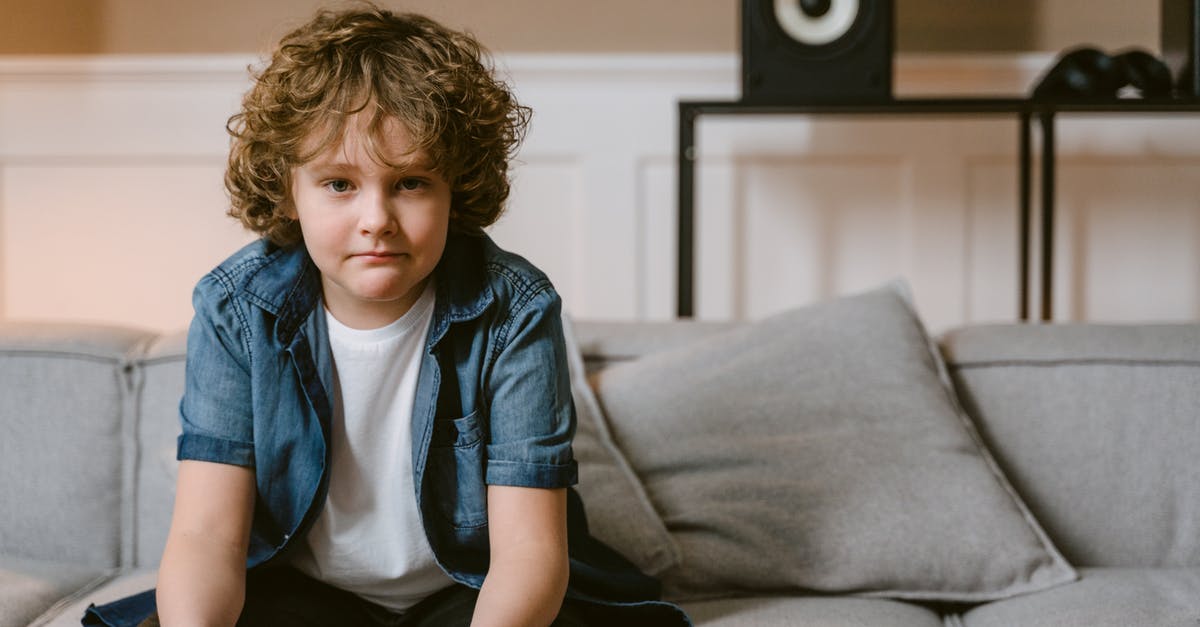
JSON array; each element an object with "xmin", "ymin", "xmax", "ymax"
[{"xmin": 289, "ymin": 281, "xmax": 453, "ymax": 611}]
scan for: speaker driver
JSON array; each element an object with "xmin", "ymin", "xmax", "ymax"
[{"xmin": 773, "ymin": 0, "xmax": 860, "ymax": 47}]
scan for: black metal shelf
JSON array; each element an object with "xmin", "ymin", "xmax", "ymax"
[{"xmin": 677, "ymin": 97, "xmax": 1200, "ymax": 320}]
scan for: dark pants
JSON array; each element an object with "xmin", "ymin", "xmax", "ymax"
[{"xmin": 140, "ymin": 567, "xmax": 592, "ymax": 627}]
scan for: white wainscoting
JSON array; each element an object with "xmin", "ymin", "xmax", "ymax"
[{"xmin": 2, "ymin": 54, "xmax": 1199, "ymax": 334}]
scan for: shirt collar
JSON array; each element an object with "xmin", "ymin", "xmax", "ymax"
[
  {"xmin": 429, "ymin": 231, "xmax": 495, "ymax": 348},
  {"xmin": 239, "ymin": 241, "xmax": 321, "ymax": 344}
]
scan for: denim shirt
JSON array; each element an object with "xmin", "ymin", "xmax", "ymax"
[{"xmin": 83, "ymin": 232, "xmax": 689, "ymax": 626}]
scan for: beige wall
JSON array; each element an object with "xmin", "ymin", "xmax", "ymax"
[
  {"xmin": 5, "ymin": 54, "xmax": 1199, "ymax": 330},
  {"xmin": 1, "ymin": 0, "xmax": 1161, "ymax": 55}
]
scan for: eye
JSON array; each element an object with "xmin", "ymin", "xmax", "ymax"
[
  {"xmin": 325, "ymin": 179, "xmax": 352, "ymax": 193},
  {"xmin": 397, "ymin": 177, "xmax": 427, "ymax": 191}
]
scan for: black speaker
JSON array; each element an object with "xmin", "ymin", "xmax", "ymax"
[
  {"xmin": 1162, "ymin": 0, "xmax": 1200, "ymax": 97},
  {"xmin": 741, "ymin": 0, "xmax": 893, "ymax": 104}
]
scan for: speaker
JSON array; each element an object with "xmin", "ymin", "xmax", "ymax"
[
  {"xmin": 741, "ymin": 0, "xmax": 893, "ymax": 104},
  {"xmin": 1161, "ymin": 0, "xmax": 1199, "ymax": 97}
]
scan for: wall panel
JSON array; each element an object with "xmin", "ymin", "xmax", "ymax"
[
  {"xmin": 2, "ymin": 54, "xmax": 1199, "ymax": 334},
  {"xmin": 488, "ymin": 157, "xmax": 583, "ymax": 312},
  {"xmin": 739, "ymin": 158, "xmax": 909, "ymax": 320},
  {"xmin": 1056, "ymin": 161, "xmax": 1200, "ymax": 321},
  {"xmin": 965, "ymin": 160, "xmax": 1022, "ymax": 324},
  {"xmin": 0, "ymin": 161, "xmax": 252, "ymax": 330}
]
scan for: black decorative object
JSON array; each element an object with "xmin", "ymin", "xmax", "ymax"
[
  {"xmin": 740, "ymin": 0, "xmax": 893, "ymax": 104},
  {"xmin": 1032, "ymin": 47, "xmax": 1173, "ymax": 100},
  {"xmin": 1162, "ymin": 0, "xmax": 1200, "ymax": 96}
]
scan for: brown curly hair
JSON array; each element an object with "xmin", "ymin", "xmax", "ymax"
[{"xmin": 225, "ymin": 3, "xmax": 531, "ymax": 246}]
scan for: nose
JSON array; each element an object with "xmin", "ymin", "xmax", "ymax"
[{"xmin": 357, "ymin": 189, "xmax": 397, "ymax": 238}]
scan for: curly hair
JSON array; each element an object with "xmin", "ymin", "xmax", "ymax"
[{"xmin": 225, "ymin": 3, "xmax": 531, "ymax": 246}]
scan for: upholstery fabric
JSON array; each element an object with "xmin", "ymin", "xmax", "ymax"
[
  {"xmin": 132, "ymin": 330, "xmax": 188, "ymax": 568},
  {"xmin": 942, "ymin": 324, "xmax": 1200, "ymax": 567},
  {"xmin": 680, "ymin": 596, "xmax": 944, "ymax": 627},
  {"xmin": 591, "ymin": 284, "xmax": 1076, "ymax": 601},
  {"xmin": 562, "ymin": 316, "xmax": 680, "ymax": 575},
  {"xmin": 0, "ymin": 323, "xmax": 152, "ymax": 569},
  {"xmin": 27, "ymin": 569, "xmax": 157, "ymax": 627},
  {"xmin": 960, "ymin": 567, "xmax": 1200, "ymax": 627},
  {"xmin": 0, "ymin": 556, "xmax": 108, "ymax": 627},
  {"xmin": 573, "ymin": 321, "xmax": 738, "ymax": 374}
]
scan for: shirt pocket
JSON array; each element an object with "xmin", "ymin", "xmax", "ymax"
[{"xmin": 428, "ymin": 408, "xmax": 489, "ymax": 529}]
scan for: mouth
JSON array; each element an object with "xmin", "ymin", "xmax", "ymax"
[{"xmin": 352, "ymin": 251, "xmax": 403, "ymax": 262}]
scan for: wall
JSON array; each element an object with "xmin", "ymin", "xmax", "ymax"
[
  {"xmin": 1, "ymin": 2, "xmax": 1195, "ymax": 332},
  {"xmin": 3, "ymin": 53, "xmax": 1199, "ymax": 334},
  {"xmin": 2, "ymin": 0, "xmax": 1162, "ymax": 55}
]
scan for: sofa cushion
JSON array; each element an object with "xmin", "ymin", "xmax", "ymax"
[
  {"xmin": 960, "ymin": 567, "xmax": 1200, "ymax": 627},
  {"xmin": 591, "ymin": 283, "xmax": 1076, "ymax": 601},
  {"xmin": 132, "ymin": 330, "xmax": 188, "ymax": 568},
  {"xmin": 562, "ymin": 316, "xmax": 679, "ymax": 575},
  {"xmin": 941, "ymin": 324, "xmax": 1200, "ymax": 568},
  {"xmin": 0, "ymin": 556, "xmax": 110, "ymax": 627},
  {"xmin": 0, "ymin": 322, "xmax": 153, "ymax": 569},
  {"xmin": 681, "ymin": 596, "xmax": 944, "ymax": 627},
  {"xmin": 27, "ymin": 569, "xmax": 157, "ymax": 627},
  {"xmin": 574, "ymin": 320, "xmax": 738, "ymax": 374}
]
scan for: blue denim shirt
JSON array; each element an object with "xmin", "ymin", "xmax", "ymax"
[{"xmin": 84, "ymin": 232, "xmax": 688, "ymax": 626}]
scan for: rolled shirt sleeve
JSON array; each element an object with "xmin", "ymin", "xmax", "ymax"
[
  {"xmin": 176, "ymin": 272, "xmax": 256, "ymax": 467},
  {"xmin": 484, "ymin": 287, "xmax": 578, "ymax": 489}
]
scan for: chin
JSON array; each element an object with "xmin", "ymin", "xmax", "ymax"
[{"xmin": 357, "ymin": 288, "xmax": 409, "ymax": 303}]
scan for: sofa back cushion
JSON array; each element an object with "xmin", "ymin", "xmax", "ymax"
[
  {"xmin": 941, "ymin": 323, "xmax": 1200, "ymax": 568},
  {"xmin": 572, "ymin": 320, "xmax": 739, "ymax": 375},
  {"xmin": 585, "ymin": 284, "xmax": 1075, "ymax": 602},
  {"xmin": 0, "ymin": 323, "xmax": 152, "ymax": 569}
]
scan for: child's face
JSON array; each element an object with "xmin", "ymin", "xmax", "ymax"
[{"xmin": 289, "ymin": 116, "xmax": 451, "ymax": 329}]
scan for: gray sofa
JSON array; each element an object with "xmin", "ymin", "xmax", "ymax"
[{"xmin": 2, "ymin": 285, "xmax": 1198, "ymax": 626}]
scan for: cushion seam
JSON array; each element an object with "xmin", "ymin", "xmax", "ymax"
[
  {"xmin": 138, "ymin": 354, "xmax": 187, "ymax": 367},
  {"xmin": 0, "ymin": 350, "xmax": 124, "ymax": 363},
  {"xmin": 952, "ymin": 358, "xmax": 1200, "ymax": 369},
  {"xmin": 24, "ymin": 570, "xmax": 119, "ymax": 627}
]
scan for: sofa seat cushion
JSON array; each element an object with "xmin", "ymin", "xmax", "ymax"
[
  {"xmin": 27, "ymin": 569, "xmax": 156, "ymax": 627},
  {"xmin": 960, "ymin": 567, "xmax": 1200, "ymax": 627},
  {"xmin": 0, "ymin": 556, "xmax": 110, "ymax": 627},
  {"xmin": 590, "ymin": 283, "xmax": 1075, "ymax": 601},
  {"xmin": 681, "ymin": 595, "xmax": 944, "ymax": 627}
]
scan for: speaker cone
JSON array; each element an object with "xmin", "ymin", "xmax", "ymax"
[{"xmin": 773, "ymin": 0, "xmax": 860, "ymax": 47}]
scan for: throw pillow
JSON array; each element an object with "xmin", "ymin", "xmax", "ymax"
[
  {"xmin": 590, "ymin": 282, "xmax": 1077, "ymax": 601},
  {"xmin": 561, "ymin": 315, "xmax": 680, "ymax": 575}
]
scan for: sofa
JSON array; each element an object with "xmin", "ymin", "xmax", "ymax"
[{"xmin": 2, "ymin": 283, "xmax": 1198, "ymax": 626}]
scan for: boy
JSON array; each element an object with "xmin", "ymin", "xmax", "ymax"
[{"xmin": 83, "ymin": 5, "xmax": 688, "ymax": 626}]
